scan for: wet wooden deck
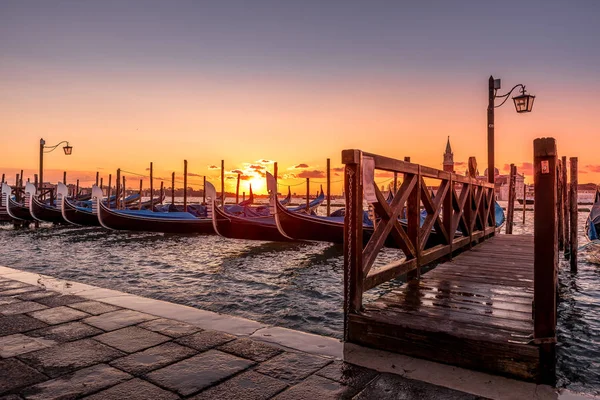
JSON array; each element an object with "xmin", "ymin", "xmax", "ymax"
[{"xmin": 348, "ymin": 234, "xmax": 542, "ymax": 381}]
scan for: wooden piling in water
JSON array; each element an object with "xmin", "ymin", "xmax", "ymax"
[
  {"xmin": 557, "ymin": 159, "xmax": 564, "ymax": 251},
  {"xmin": 100, "ymin": 177, "xmax": 103, "ymax": 190},
  {"xmin": 306, "ymin": 178, "xmax": 310, "ymax": 211},
  {"xmin": 562, "ymin": 156, "xmax": 570, "ymax": 257},
  {"xmin": 121, "ymin": 176, "xmax": 125, "ymax": 209},
  {"xmin": 533, "ymin": 137, "xmax": 558, "ymax": 384},
  {"xmin": 159, "ymin": 181, "xmax": 164, "ymax": 204},
  {"xmin": 569, "ymin": 157, "xmax": 578, "ymax": 272},
  {"xmin": 183, "ymin": 160, "xmax": 188, "ymax": 211},
  {"xmin": 107, "ymin": 174, "xmax": 112, "ymax": 205},
  {"xmin": 34, "ymin": 174, "xmax": 38, "ymax": 190},
  {"xmin": 327, "ymin": 158, "xmax": 331, "ymax": 216},
  {"xmin": 221, "ymin": 160, "xmax": 225, "ymax": 205},
  {"xmin": 149, "ymin": 162, "xmax": 153, "ymax": 211},
  {"xmin": 236, "ymin": 174, "xmax": 240, "ymax": 204},
  {"xmin": 202, "ymin": 176, "xmax": 206, "ymax": 204},
  {"xmin": 506, "ymin": 164, "xmax": 516, "ymax": 234},
  {"xmin": 95, "ymin": 172, "xmax": 99, "ymax": 187},
  {"xmin": 522, "ymin": 181, "xmax": 527, "ymax": 224},
  {"xmin": 63, "ymin": 171, "xmax": 67, "ymax": 184},
  {"xmin": 115, "ymin": 169, "xmax": 121, "ymax": 209},
  {"xmin": 138, "ymin": 179, "xmax": 143, "ymax": 209},
  {"xmin": 1, "ymin": 174, "xmax": 4, "ymax": 184},
  {"xmin": 76, "ymin": 179, "xmax": 79, "ymax": 199},
  {"xmin": 171, "ymin": 172, "xmax": 175, "ymax": 206}
]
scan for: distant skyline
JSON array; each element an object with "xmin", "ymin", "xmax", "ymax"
[{"xmin": 2, "ymin": 1, "xmax": 599, "ymax": 193}]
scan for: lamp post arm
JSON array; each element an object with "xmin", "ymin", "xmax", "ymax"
[
  {"xmin": 43, "ymin": 141, "xmax": 70, "ymax": 153},
  {"xmin": 494, "ymin": 84, "xmax": 526, "ymax": 108}
]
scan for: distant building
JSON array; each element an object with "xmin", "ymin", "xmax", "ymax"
[{"xmin": 443, "ymin": 136, "xmax": 454, "ymax": 173}]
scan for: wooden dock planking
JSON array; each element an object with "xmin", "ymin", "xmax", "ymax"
[{"xmin": 349, "ymin": 234, "xmax": 542, "ymax": 381}]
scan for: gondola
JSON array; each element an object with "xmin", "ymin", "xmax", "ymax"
[
  {"xmin": 0, "ymin": 190, "xmax": 11, "ymax": 222},
  {"xmin": 206, "ymin": 176, "xmax": 325, "ymax": 242},
  {"xmin": 57, "ymin": 182, "xmax": 101, "ymax": 226},
  {"xmin": 585, "ymin": 189, "xmax": 600, "ymax": 241},
  {"xmin": 1, "ymin": 182, "xmax": 34, "ymax": 222},
  {"xmin": 27, "ymin": 183, "xmax": 66, "ymax": 224},
  {"xmin": 94, "ymin": 186, "xmax": 214, "ymax": 234}
]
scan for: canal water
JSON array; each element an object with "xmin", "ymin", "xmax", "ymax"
[{"xmin": 0, "ymin": 203, "xmax": 598, "ymax": 395}]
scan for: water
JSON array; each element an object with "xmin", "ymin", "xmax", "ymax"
[{"xmin": 0, "ymin": 204, "xmax": 598, "ymax": 395}]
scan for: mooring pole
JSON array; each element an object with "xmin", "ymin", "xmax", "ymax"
[
  {"xmin": 221, "ymin": 160, "xmax": 225, "ymax": 205},
  {"xmin": 159, "ymin": 181, "xmax": 164, "ymax": 204},
  {"xmin": 306, "ymin": 178, "xmax": 310, "ymax": 211},
  {"xmin": 100, "ymin": 177, "xmax": 103, "ymax": 191},
  {"xmin": 115, "ymin": 169, "xmax": 121, "ymax": 209},
  {"xmin": 236, "ymin": 174, "xmax": 240, "ymax": 204},
  {"xmin": 202, "ymin": 176, "xmax": 206, "ymax": 204},
  {"xmin": 522, "ymin": 180, "xmax": 527, "ymax": 224},
  {"xmin": 149, "ymin": 162, "xmax": 153, "ymax": 211},
  {"xmin": 138, "ymin": 179, "xmax": 143, "ymax": 210},
  {"xmin": 562, "ymin": 156, "xmax": 570, "ymax": 257},
  {"xmin": 506, "ymin": 164, "xmax": 516, "ymax": 234},
  {"xmin": 107, "ymin": 174, "xmax": 112, "ymax": 206},
  {"xmin": 76, "ymin": 179, "xmax": 79, "ymax": 199},
  {"xmin": 95, "ymin": 172, "xmax": 99, "ymax": 187},
  {"xmin": 171, "ymin": 172, "xmax": 175, "ymax": 206},
  {"xmin": 569, "ymin": 157, "xmax": 578, "ymax": 272},
  {"xmin": 557, "ymin": 159, "xmax": 564, "ymax": 251},
  {"xmin": 327, "ymin": 158, "xmax": 331, "ymax": 216},
  {"xmin": 533, "ymin": 137, "xmax": 558, "ymax": 384},
  {"xmin": 183, "ymin": 160, "xmax": 188, "ymax": 212},
  {"xmin": 121, "ymin": 176, "xmax": 126, "ymax": 209}
]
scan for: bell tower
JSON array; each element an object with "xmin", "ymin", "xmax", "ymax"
[{"xmin": 443, "ymin": 136, "xmax": 454, "ymax": 173}]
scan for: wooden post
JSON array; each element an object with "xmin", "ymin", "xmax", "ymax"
[
  {"xmin": 562, "ymin": 156, "xmax": 570, "ymax": 257},
  {"xmin": 115, "ymin": 169, "xmax": 121, "ymax": 209},
  {"xmin": 569, "ymin": 157, "xmax": 578, "ymax": 272},
  {"xmin": 159, "ymin": 181, "xmax": 164, "ymax": 204},
  {"xmin": 63, "ymin": 171, "xmax": 67, "ymax": 184},
  {"xmin": 532, "ymin": 137, "xmax": 557, "ymax": 384},
  {"xmin": 149, "ymin": 162, "xmax": 153, "ymax": 211},
  {"xmin": 393, "ymin": 172, "xmax": 398, "ymax": 193},
  {"xmin": 506, "ymin": 164, "xmax": 516, "ymax": 234},
  {"xmin": 122, "ymin": 176, "xmax": 126, "ymax": 209},
  {"xmin": 107, "ymin": 174, "xmax": 112, "ymax": 206},
  {"xmin": 34, "ymin": 174, "xmax": 38, "ymax": 191},
  {"xmin": 487, "ymin": 75, "xmax": 495, "ymax": 185},
  {"xmin": 100, "ymin": 177, "xmax": 103, "ymax": 190},
  {"xmin": 1, "ymin": 174, "xmax": 4, "ymax": 183},
  {"xmin": 183, "ymin": 160, "xmax": 188, "ymax": 211},
  {"xmin": 443, "ymin": 170, "xmax": 453, "ymax": 259},
  {"xmin": 306, "ymin": 178, "xmax": 310, "ymax": 211},
  {"xmin": 171, "ymin": 172, "xmax": 175, "ymax": 205},
  {"xmin": 407, "ymin": 165, "xmax": 421, "ymax": 280},
  {"xmin": 203, "ymin": 176, "xmax": 206, "ymax": 204},
  {"xmin": 95, "ymin": 172, "xmax": 99, "ymax": 187},
  {"xmin": 76, "ymin": 179, "xmax": 79, "ymax": 199},
  {"xmin": 221, "ymin": 160, "xmax": 225, "ymax": 205},
  {"xmin": 557, "ymin": 159, "xmax": 564, "ymax": 251},
  {"xmin": 236, "ymin": 174, "xmax": 240, "ymax": 203},
  {"xmin": 342, "ymin": 149, "xmax": 364, "ymax": 340},
  {"xmin": 522, "ymin": 180, "xmax": 527, "ymax": 224},
  {"xmin": 327, "ymin": 158, "xmax": 331, "ymax": 216},
  {"xmin": 242, "ymin": 192, "xmax": 245, "ymax": 202},
  {"xmin": 138, "ymin": 179, "xmax": 143, "ymax": 209}
]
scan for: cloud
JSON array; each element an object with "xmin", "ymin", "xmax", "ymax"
[
  {"xmin": 249, "ymin": 164, "xmax": 265, "ymax": 171},
  {"xmin": 454, "ymin": 161, "xmax": 467, "ymax": 167},
  {"xmin": 502, "ymin": 162, "xmax": 533, "ymax": 175},
  {"xmin": 188, "ymin": 172, "xmax": 203, "ymax": 177},
  {"xmin": 257, "ymin": 159, "xmax": 274, "ymax": 164},
  {"xmin": 208, "ymin": 165, "xmax": 219, "ymax": 169},
  {"xmin": 585, "ymin": 164, "xmax": 600, "ymax": 173},
  {"xmin": 294, "ymin": 163, "xmax": 309, "ymax": 169},
  {"xmin": 145, "ymin": 168, "xmax": 150, "ymax": 171},
  {"xmin": 230, "ymin": 169, "xmax": 244, "ymax": 175},
  {"xmin": 297, "ymin": 170, "xmax": 325, "ymax": 179},
  {"xmin": 332, "ymin": 167, "xmax": 344, "ymax": 172}
]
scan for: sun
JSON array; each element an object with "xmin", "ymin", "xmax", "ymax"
[{"xmin": 247, "ymin": 175, "xmax": 266, "ymax": 195}]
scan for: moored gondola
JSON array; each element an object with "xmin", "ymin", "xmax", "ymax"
[
  {"xmin": 1, "ymin": 182, "xmax": 34, "ymax": 222},
  {"xmin": 27, "ymin": 183, "xmax": 66, "ymax": 224},
  {"xmin": 58, "ymin": 182, "xmax": 100, "ymax": 226},
  {"xmin": 94, "ymin": 186, "xmax": 214, "ymax": 234},
  {"xmin": 585, "ymin": 189, "xmax": 600, "ymax": 241}
]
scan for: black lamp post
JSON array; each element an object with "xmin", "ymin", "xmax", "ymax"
[
  {"xmin": 487, "ymin": 76, "xmax": 535, "ymax": 185},
  {"xmin": 39, "ymin": 138, "xmax": 73, "ymax": 192}
]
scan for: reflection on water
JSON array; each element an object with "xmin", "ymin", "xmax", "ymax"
[{"xmin": 0, "ymin": 205, "xmax": 598, "ymax": 394}]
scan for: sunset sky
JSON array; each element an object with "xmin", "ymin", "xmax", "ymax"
[{"xmin": 1, "ymin": 1, "xmax": 599, "ymax": 194}]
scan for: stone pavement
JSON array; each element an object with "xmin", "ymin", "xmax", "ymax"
[{"xmin": 0, "ymin": 275, "xmax": 484, "ymax": 399}]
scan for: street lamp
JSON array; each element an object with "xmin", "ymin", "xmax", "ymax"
[
  {"xmin": 487, "ymin": 76, "xmax": 535, "ymax": 185},
  {"xmin": 39, "ymin": 138, "xmax": 73, "ymax": 193}
]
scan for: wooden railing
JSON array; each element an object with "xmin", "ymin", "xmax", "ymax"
[{"xmin": 342, "ymin": 150, "xmax": 496, "ymax": 322}]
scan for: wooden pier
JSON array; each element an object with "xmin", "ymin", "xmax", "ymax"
[{"xmin": 342, "ymin": 138, "xmax": 561, "ymax": 384}]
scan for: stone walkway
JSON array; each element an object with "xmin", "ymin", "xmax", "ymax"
[{"xmin": 0, "ymin": 275, "xmax": 483, "ymax": 400}]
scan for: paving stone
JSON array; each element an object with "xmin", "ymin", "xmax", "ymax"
[
  {"xmin": 354, "ymin": 373, "xmax": 482, "ymax": 400},
  {"xmin": 218, "ymin": 337, "xmax": 283, "ymax": 362},
  {"xmin": 254, "ymin": 352, "xmax": 332, "ymax": 384},
  {"xmin": 17, "ymin": 339, "xmax": 125, "ymax": 378},
  {"xmin": 0, "ymin": 314, "xmax": 48, "ymax": 336},
  {"xmin": 0, "ymin": 298, "xmax": 20, "ymax": 306},
  {"xmin": 0, "ymin": 334, "xmax": 56, "ymax": 358},
  {"xmin": 27, "ymin": 306, "xmax": 90, "ymax": 325},
  {"xmin": 93, "ymin": 326, "xmax": 170, "ymax": 353},
  {"xmin": 16, "ymin": 291, "xmax": 60, "ymax": 301},
  {"xmin": 274, "ymin": 374, "xmax": 359, "ymax": 400},
  {"xmin": 138, "ymin": 318, "xmax": 201, "ymax": 338},
  {"xmin": 82, "ymin": 377, "xmax": 179, "ymax": 400},
  {"xmin": 28, "ymin": 322, "xmax": 103, "ymax": 342},
  {"xmin": 0, "ymin": 302, "xmax": 48, "ymax": 316},
  {"xmin": 0, "ymin": 281, "xmax": 29, "ymax": 290},
  {"xmin": 175, "ymin": 329, "xmax": 236, "ymax": 352},
  {"xmin": 35, "ymin": 295, "xmax": 88, "ymax": 307},
  {"xmin": 20, "ymin": 363, "xmax": 131, "ymax": 400},
  {"xmin": 83, "ymin": 309, "xmax": 157, "ymax": 331},
  {"xmin": 67, "ymin": 301, "xmax": 120, "ymax": 315},
  {"xmin": 110, "ymin": 342, "xmax": 197, "ymax": 375},
  {"xmin": 146, "ymin": 349, "xmax": 254, "ymax": 396},
  {"xmin": 0, "ymin": 359, "xmax": 47, "ymax": 395},
  {"xmin": 191, "ymin": 370, "xmax": 287, "ymax": 400},
  {"xmin": 0, "ymin": 287, "xmax": 43, "ymax": 297},
  {"xmin": 0, "ymin": 395, "xmax": 24, "ymax": 400},
  {"xmin": 316, "ymin": 361, "xmax": 379, "ymax": 389}
]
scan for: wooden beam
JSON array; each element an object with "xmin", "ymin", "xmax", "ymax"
[
  {"xmin": 149, "ymin": 162, "xmax": 153, "ymax": 212},
  {"xmin": 506, "ymin": 164, "xmax": 516, "ymax": 234},
  {"xmin": 183, "ymin": 160, "xmax": 188, "ymax": 212},
  {"xmin": 557, "ymin": 159, "xmax": 564, "ymax": 251},
  {"xmin": 562, "ymin": 156, "xmax": 570, "ymax": 256},
  {"xmin": 569, "ymin": 157, "xmax": 578, "ymax": 272},
  {"xmin": 171, "ymin": 172, "xmax": 175, "ymax": 206},
  {"xmin": 327, "ymin": 158, "xmax": 331, "ymax": 216}
]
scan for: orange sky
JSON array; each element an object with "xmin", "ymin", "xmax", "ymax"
[{"xmin": 1, "ymin": 2, "xmax": 599, "ymax": 194}]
